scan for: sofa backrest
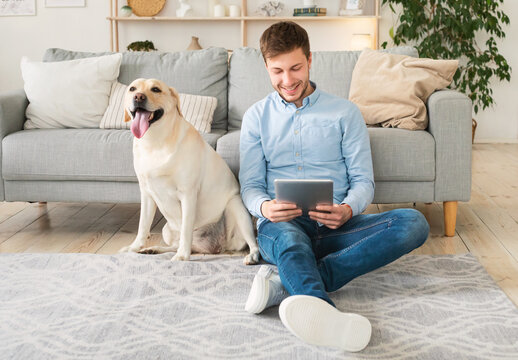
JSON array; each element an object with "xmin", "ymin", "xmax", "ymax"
[
  {"xmin": 227, "ymin": 46, "xmax": 418, "ymax": 131},
  {"xmin": 43, "ymin": 47, "xmax": 229, "ymax": 131}
]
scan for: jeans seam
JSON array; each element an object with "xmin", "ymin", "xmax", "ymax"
[
  {"xmin": 273, "ymin": 239, "xmax": 297, "ymax": 292},
  {"xmin": 317, "ymin": 217, "xmax": 397, "ymax": 240},
  {"xmin": 319, "ymin": 221, "xmax": 391, "ymax": 263},
  {"xmin": 258, "ymin": 233, "xmax": 276, "ymax": 263}
]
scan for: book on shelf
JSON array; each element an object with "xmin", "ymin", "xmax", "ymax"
[
  {"xmin": 293, "ymin": 13, "xmax": 327, "ymax": 16},
  {"xmin": 293, "ymin": 7, "xmax": 327, "ymax": 15}
]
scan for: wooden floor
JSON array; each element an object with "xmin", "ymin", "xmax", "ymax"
[{"xmin": 0, "ymin": 144, "xmax": 517, "ymax": 307}]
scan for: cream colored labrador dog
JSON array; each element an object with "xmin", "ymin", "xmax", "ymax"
[{"xmin": 119, "ymin": 78, "xmax": 260, "ymax": 265}]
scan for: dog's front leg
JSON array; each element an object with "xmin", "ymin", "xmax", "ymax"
[
  {"xmin": 172, "ymin": 191, "xmax": 197, "ymax": 261},
  {"xmin": 119, "ymin": 191, "xmax": 157, "ymax": 253}
]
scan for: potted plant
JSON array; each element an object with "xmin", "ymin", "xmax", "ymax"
[
  {"xmin": 127, "ymin": 40, "xmax": 157, "ymax": 52},
  {"xmin": 381, "ymin": 0, "xmax": 511, "ymax": 142}
]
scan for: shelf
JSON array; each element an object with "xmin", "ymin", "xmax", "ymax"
[
  {"xmin": 108, "ymin": 0, "xmax": 380, "ymax": 51},
  {"xmin": 107, "ymin": 16, "xmax": 380, "ymax": 21}
]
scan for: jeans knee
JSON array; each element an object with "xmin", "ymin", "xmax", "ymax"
[
  {"xmin": 274, "ymin": 230, "xmax": 312, "ymax": 256},
  {"xmin": 392, "ymin": 208, "xmax": 430, "ymax": 249}
]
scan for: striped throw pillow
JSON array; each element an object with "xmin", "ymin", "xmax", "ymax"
[{"xmin": 100, "ymin": 82, "xmax": 217, "ymax": 133}]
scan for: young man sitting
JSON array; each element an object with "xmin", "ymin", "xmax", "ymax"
[{"xmin": 239, "ymin": 21, "xmax": 430, "ymax": 352}]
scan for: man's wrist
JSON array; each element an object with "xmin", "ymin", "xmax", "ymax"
[{"xmin": 341, "ymin": 203, "xmax": 353, "ymax": 217}]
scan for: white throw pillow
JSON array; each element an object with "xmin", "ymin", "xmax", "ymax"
[
  {"xmin": 100, "ymin": 82, "xmax": 217, "ymax": 133},
  {"xmin": 21, "ymin": 54, "xmax": 122, "ymax": 129}
]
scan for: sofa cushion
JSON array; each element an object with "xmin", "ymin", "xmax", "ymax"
[
  {"xmin": 349, "ymin": 49, "xmax": 458, "ymax": 130},
  {"xmin": 368, "ymin": 128, "xmax": 435, "ymax": 181},
  {"xmin": 22, "ymin": 54, "xmax": 122, "ymax": 129},
  {"xmin": 100, "ymin": 82, "xmax": 218, "ymax": 133},
  {"xmin": 217, "ymin": 128, "xmax": 435, "ymax": 182},
  {"xmin": 43, "ymin": 47, "xmax": 229, "ymax": 131},
  {"xmin": 227, "ymin": 46, "xmax": 419, "ymax": 131},
  {"xmin": 2, "ymin": 128, "xmax": 225, "ymax": 182}
]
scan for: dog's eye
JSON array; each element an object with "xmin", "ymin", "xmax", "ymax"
[
  {"xmin": 151, "ymin": 87, "xmax": 162, "ymax": 93},
  {"xmin": 129, "ymin": 86, "xmax": 136, "ymax": 92}
]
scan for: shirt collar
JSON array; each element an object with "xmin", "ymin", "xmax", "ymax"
[{"xmin": 275, "ymin": 81, "xmax": 320, "ymax": 109}]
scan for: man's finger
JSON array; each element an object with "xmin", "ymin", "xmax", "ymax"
[
  {"xmin": 315, "ymin": 204, "xmax": 334, "ymax": 212},
  {"xmin": 272, "ymin": 214, "xmax": 301, "ymax": 222},
  {"xmin": 272, "ymin": 210, "xmax": 302, "ymax": 218},
  {"xmin": 308, "ymin": 210, "xmax": 335, "ymax": 220},
  {"xmin": 273, "ymin": 202, "xmax": 299, "ymax": 211}
]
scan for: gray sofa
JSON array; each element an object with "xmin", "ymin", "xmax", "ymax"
[{"xmin": 0, "ymin": 46, "xmax": 471, "ymax": 236}]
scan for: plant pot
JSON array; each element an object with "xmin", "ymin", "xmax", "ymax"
[{"xmin": 472, "ymin": 118, "xmax": 477, "ymax": 144}]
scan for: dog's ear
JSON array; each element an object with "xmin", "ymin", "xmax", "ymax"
[
  {"xmin": 124, "ymin": 108, "xmax": 131, "ymax": 123},
  {"xmin": 169, "ymin": 87, "xmax": 182, "ymax": 117}
]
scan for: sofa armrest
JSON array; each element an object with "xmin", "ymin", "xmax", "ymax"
[
  {"xmin": 216, "ymin": 130, "xmax": 240, "ymax": 178},
  {"xmin": 0, "ymin": 89, "xmax": 28, "ymax": 201},
  {"xmin": 0, "ymin": 90, "xmax": 27, "ymax": 137},
  {"xmin": 427, "ymin": 89, "xmax": 472, "ymax": 202}
]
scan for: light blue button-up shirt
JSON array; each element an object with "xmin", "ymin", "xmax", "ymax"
[{"xmin": 239, "ymin": 83, "xmax": 375, "ymax": 228}]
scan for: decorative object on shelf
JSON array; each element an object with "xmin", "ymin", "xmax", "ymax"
[
  {"xmin": 257, "ymin": 1, "xmax": 284, "ymax": 17},
  {"xmin": 207, "ymin": 0, "xmax": 219, "ymax": 16},
  {"xmin": 45, "ymin": 0, "xmax": 85, "ymax": 7},
  {"xmin": 119, "ymin": 5, "xmax": 132, "ymax": 17},
  {"xmin": 127, "ymin": 40, "xmax": 157, "ymax": 52},
  {"xmin": 229, "ymin": 4, "xmax": 241, "ymax": 17},
  {"xmin": 339, "ymin": 0, "xmax": 365, "ymax": 16},
  {"xmin": 0, "ymin": 0, "xmax": 35, "ymax": 16},
  {"xmin": 350, "ymin": 33, "xmax": 372, "ymax": 50},
  {"xmin": 176, "ymin": 0, "xmax": 193, "ymax": 17},
  {"xmin": 214, "ymin": 3, "xmax": 225, "ymax": 17},
  {"xmin": 127, "ymin": 0, "xmax": 166, "ymax": 17},
  {"xmin": 382, "ymin": 0, "xmax": 511, "ymax": 143},
  {"xmin": 293, "ymin": 7, "xmax": 326, "ymax": 16},
  {"xmin": 187, "ymin": 36, "xmax": 202, "ymax": 50}
]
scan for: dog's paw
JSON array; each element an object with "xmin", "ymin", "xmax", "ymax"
[
  {"xmin": 118, "ymin": 245, "xmax": 141, "ymax": 253},
  {"xmin": 172, "ymin": 251, "xmax": 190, "ymax": 261},
  {"xmin": 138, "ymin": 246, "xmax": 160, "ymax": 255},
  {"xmin": 243, "ymin": 249, "xmax": 260, "ymax": 265}
]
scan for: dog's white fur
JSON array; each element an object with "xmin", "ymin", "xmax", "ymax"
[{"xmin": 119, "ymin": 79, "xmax": 260, "ymax": 264}]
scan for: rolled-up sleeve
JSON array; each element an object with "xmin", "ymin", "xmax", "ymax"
[
  {"xmin": 239, "ymin": 108, "xmax": 271, "ymax": 218},
  {"xmin": 340, "ymin": 105, "xmax": 375, "ymax": 216}
]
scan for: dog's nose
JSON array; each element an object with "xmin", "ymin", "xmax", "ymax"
[{"xmin": 134, "ymin": 92, "xmax": 146, "ymax": 103}]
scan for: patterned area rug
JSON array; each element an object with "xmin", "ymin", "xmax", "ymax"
[{"xmin": 1, "ymin": 253, "xmax": 517, "ymax": 359}]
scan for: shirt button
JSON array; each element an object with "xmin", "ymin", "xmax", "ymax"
[
  {"xmin": 296, "ymin": 152, "xmax": 300, "ymax": 156},
  {"xmin": 298, "ymin": 166, "xmax": 302, "ymax": 171},
  {"xmin": 294, "ymin": 130, "xmax": 299, "ymax": 135},
  {"xmin": 296, "ymin": 110, "xmax": 300, "ymax": 114}
]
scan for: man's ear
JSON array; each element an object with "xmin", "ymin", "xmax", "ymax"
[
  {"xmin": 124, "ymin": 108, "xmax": 131, "ymax": 123},
  {"xmin": 308, "ymin": 51, "xmax": 312, "ymax": 70},
  {"xmin": 169, "ymin": 87, "xmax": 182, "ymax": 116}
]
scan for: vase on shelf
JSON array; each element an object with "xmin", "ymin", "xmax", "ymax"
[
  {"xmin": 187, "ymin": 36, "xmax": 202, "ymax": 50},
  {"xmin": 208, "ymin": 0, "xmax": 219, "ymax": 16}
]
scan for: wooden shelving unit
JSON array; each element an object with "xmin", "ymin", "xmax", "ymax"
[{"xmin": 108, "ymin": 0, "xmax": 380, "ymax": 52}]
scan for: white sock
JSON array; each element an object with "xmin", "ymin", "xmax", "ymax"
[
  {"xmin": 279, "ymin": 295, "xmax": 372, "ymax": 352},
  {"xmin": 245, "ymin": 265, "xmax": 289, "ymax": 314}
]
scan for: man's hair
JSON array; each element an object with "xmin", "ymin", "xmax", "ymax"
[{"xmin": 260, "ymin": 21, "xmax": 310, "ymax": 61}]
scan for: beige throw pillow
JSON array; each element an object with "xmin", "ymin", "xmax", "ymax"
[
  {"xmin": 21, "ymin": 54, "xmax": 122, "ymax": 129},
  {"xmin": 349, "ymin": 49, "xmax": 458, "ymax": 130},
  {"xmin": 100, "ymin": 82, "xmax": 217, "ymax": 133}
]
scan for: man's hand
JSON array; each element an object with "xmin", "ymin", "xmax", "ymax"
[
  {"xmin": 308, "ymin": 204, "xmax": 352, "ymax": 229},
  {"xmin": 261, "ymin": 199, "xmax": 302, "ymax": 223}
]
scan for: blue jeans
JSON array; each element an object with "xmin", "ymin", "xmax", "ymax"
[{"xmin": 257, "ymin": 208, "xmax": 429, "ymax": 307}]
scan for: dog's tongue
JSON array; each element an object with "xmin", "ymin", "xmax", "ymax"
[{"xmin": 131, "ymin": 110, "xmax": 152, "ymax": 139}]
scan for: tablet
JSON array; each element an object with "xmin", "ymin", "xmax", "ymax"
[{"xmin": 274, "ymin": 179, "xmax": 333, "ymax": 215}]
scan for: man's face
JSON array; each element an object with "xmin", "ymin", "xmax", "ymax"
[{"xmin": 265, "ymin": 48, "xmax": 312, "ymax": 107}]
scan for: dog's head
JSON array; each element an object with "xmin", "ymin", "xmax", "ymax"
[{"xmin": 124, "ymin": 78, "xmax": 181, "ymax": 139}]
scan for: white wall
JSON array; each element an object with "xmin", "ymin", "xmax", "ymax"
[{"xmin": 1, "ymin": 0, "xmax": 517, "ymax": 141}]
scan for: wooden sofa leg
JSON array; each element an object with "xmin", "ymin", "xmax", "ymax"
[{"xmin": 443, "ymin": 201, "xmax": 458, "ymax": 237}]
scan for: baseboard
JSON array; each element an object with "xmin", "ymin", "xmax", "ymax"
[{"xmin": 474, "ymin": 138, "xmax": 518, "ymax": 144}]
